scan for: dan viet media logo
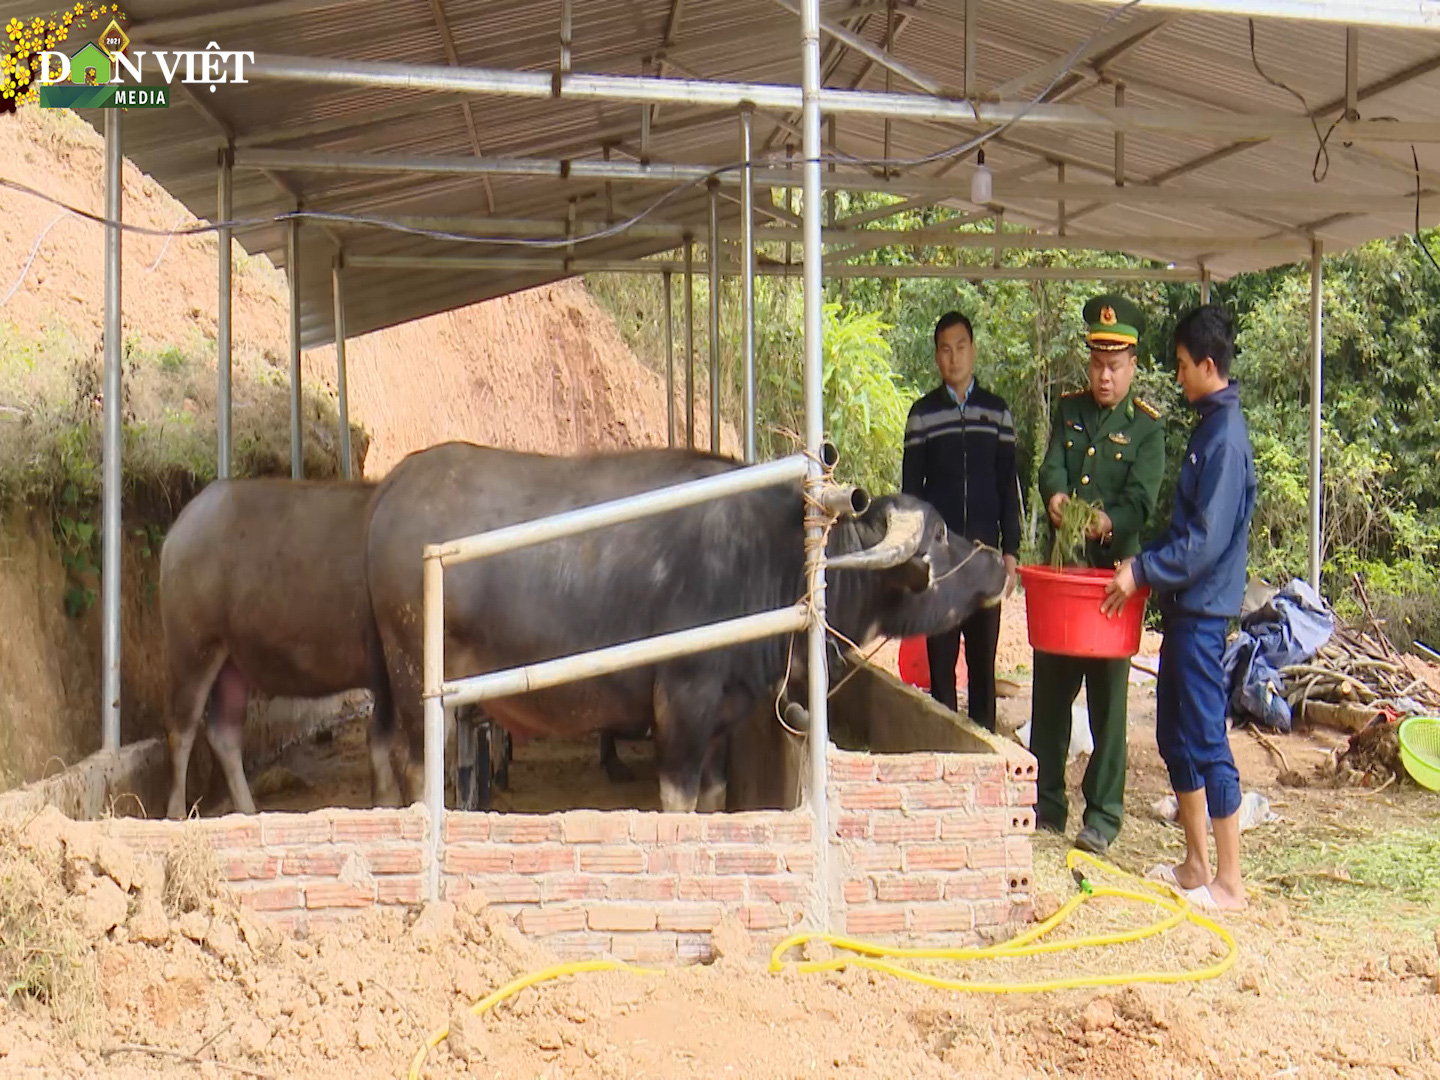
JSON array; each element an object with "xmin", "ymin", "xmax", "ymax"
[{"xmin": 3, "ymin": 5, "xmax": 253, "ymax": 111}]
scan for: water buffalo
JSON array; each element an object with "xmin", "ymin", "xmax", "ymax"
[
  {"xmin": 363, "ymin": 442, "xmax": 1007, "ymax": 812},
  {"xmin": 159, "ymin": 478, "xmax": 393, "ymax": 819}
]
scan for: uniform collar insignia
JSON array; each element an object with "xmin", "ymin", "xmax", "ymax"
[{"xmin": 1108, "ymin": 431, "xmax": 1130, "ymax": 445}]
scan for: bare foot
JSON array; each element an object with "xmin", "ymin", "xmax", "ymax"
[
  {"xmin": 1206, "ymin": 879, "xmax": 1248, "ymax": 912},
  {"xmin": 1173, "ymin": 857, "xmax": 1212, "ymax": 892}
]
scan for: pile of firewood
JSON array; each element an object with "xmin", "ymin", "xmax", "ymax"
[{"xmin": 1282, "ymin": 626, "xmax": 1440, "ymax": 724}]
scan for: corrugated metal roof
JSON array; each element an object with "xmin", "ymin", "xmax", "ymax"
[{"xmin": 4, "ymin": 0, "xmax": 1438, "ymax": 348}]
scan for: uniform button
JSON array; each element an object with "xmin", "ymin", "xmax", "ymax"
[
  {"xmin": 1081, "ymin": 475, "xmax": 1091, "ymax": 485},
  {"xmin": 1115, "ymin": 452, "xmax": 1122, "ymax": 460},
  {"xmin": 1066, "ymin": 440, "xmax": 1073, "ymax": 449},
  {"xmin": 1086, "ymin": 446, "xmax": 1095, "ymax": 457}
]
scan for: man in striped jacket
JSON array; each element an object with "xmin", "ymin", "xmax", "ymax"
[{"xmin": 901, "ymin": 311, "xmax": 1021, "ymax": 732}]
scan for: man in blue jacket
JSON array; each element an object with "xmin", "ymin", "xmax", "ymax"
[{"xmin": 1102, "ymin": 303, "xmax": 1257, "ymax": 913}]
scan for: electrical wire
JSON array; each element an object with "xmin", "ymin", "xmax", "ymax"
[
  {"xmin": 1246, "ymin": 18, "xmax": 1338, "ymax": 184},
  {"xmin": 1412, "ymin": 145, "xmax": 1440, "ymax": 275}
]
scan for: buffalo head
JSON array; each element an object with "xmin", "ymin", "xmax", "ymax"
[{"xmin": 822, "ymin": 493, "xmax": 1008, "ymax": 643}]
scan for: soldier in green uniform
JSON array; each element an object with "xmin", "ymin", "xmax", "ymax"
[{"xmin": 1030, "ymin": 294, "xmax": 1166, "ymax": 855}]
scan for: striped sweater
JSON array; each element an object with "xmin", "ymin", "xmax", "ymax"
[{"xmin": 901, "ymin": 381, "xmax": 1022, "ymax": 557}]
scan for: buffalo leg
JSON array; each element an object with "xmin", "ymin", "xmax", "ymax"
[
  {"xmin": 600, "ymin": 732, "xmax": 637, "ymax": 783},
  {"xmin": 654, "ymin": 677, "xmax": 727, "ymax": 814},
  {"xmin": 204, "ymin": 660, "xmax": 256, "ymax": 815},
  {"xmin": 695, "ymin": 732, "xmax": 729, "ymax": 813},
  {"xmin": 165, "ymin": 649, "xmax": 227, "ymax": 820},
  {"xmin": 366, "ymin": 646, "xmax": 404, "ymax": 808}
]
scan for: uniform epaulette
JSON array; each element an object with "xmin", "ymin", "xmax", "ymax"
[{"xmin": 1134, "ymin": 397, "xmax": 1161, "ymax": 420}]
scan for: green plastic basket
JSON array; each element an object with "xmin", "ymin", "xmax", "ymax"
[{"xmin": 1397, "ymin": 715, "xmax": 1440, "ymax": 792}]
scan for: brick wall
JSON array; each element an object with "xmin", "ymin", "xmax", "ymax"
[
  {"xmin": 828, "ymin": 748, "xmax": 1036, "ymax": 943},
  {"xmin": 93, "ymin": 744, "xmax": 1035, "ymax": 961},
  {"xmin": 441, "ymin": 809, "xmax": 815, "ymax": 962}
]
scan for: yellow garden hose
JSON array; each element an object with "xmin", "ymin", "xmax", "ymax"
[{"xmin": 406, "ymin": 850, "xmax": 1237, "ymax": 1079}]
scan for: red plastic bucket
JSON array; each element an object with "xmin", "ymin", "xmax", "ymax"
[
  {"xmin": 897, "ymin": 635, "xmax": 966, "ymax": 691},
  {"xmin": 1016, "ymin": 565, "xmax": 1150, "ymax": 660}
]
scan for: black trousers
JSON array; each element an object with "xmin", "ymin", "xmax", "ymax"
[{"xmin": 925, "ymin": 603, "xmax": 1002, "ymax": 732}]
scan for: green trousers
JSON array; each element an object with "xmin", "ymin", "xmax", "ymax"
[{"xmin": 1030, "ymin": 650, "xmax": 1130, "ymax": 842}]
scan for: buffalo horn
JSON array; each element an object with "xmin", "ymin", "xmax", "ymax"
[
  {"xmin": 826, "ymin": 505, "xmax": 926, "ymax": 571},
  {"xmin": 816, "ymin": 483, "xmax": 871, "ymax": 518}
]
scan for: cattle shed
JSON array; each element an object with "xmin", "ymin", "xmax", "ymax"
[{"xmin": 3, "ymin": 0, "xmax": 1440, "ymax": 951}]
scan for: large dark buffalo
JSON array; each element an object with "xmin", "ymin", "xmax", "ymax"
[
  {"xmin": 363, "ymin": 442, "xmax": 1007, "ymax": 812},
  {"xmin": 159, "ymin": 479, "xmax": 393, "ymax": 819}
]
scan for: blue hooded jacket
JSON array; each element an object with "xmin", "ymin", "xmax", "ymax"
[{"xmin": 1134, "ymin": 382, "xmax": 1257, "ymax": 619}]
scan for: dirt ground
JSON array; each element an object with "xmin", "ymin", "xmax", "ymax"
[{"xmin": 5, "ymin": 598, "xmax": 1438, "ymax": 1079}]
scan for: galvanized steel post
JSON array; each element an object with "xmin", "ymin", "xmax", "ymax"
[
  {"xmin": 1308, "ymin": 239, "xmax": 1324, "ymax": 590},
  {"xmin": 684, "ymin": 233, "xmax": 696, "ymax": 448},
  {"xmin": 740, "ymin": 106, "xmax": 757, "ymax": 464},
  {"xmin": 707, "ymin": 180, "xmax": 722, "ymax": 455},
  {"xmin": 422, "ymin": 549, "xmax": 445, "ymax": 902},
  {"xmin": 288, "ymin": 214, "xmax": 304, "ymax": 478},
  {"xmin": 333, "ymin": 255, "xmax": 352, "ymax": 479},
  {"xmin": 663, "ymin": 269, "xmax": 676, "ymax": 447},
  {"xmin": 101, "ymin": 108, "xmax": 123, "ymax": 755},
  {"xmin": 217, "ymin": 147, "xmax": 233, "ymax": 479},
  {"xmin": 800, "ymin": 0, "xmax": 831, "ymax": 931}
]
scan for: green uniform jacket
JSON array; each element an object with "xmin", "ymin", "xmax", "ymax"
[{"xmin": 1037, "ymin": 389, "xmax": 1166, "ymax": 567}]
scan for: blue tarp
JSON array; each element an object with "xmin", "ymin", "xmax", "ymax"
[{"xmin": 1222, "ymin": 579, "xmax": 1335, "ymax": 732}]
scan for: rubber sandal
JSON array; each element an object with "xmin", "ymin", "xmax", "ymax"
[
  {"xmin": 1180, "ymin": 884, "xmax": 1222, "ymax": 913},
  {"xmin": 1144, "ymin": 864, "xmax": 1181, "ymax": 887}
]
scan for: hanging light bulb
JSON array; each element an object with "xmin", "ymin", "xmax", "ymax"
[{"xmin": 970, "ymin": 148, "xmax": 993, "ymax": 205}]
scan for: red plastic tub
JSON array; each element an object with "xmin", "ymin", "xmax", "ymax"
[
  {"xmin": 1016, "ymin": 565, "xmax": 1150, "ymax": 660},
  {"xmin": 897, "ymin": 635, "xmax": 966, "ymax": 691}
]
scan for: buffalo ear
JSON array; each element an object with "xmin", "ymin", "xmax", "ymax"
[{"xmin": 895, "ymin": 555, "xmax": 931, "ymax": 593}]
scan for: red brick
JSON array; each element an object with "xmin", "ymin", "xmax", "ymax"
[
  {"xmin": 542, "ymin": 875, "xmax": 608, "ymax": 902},
  {"xmin": 238, "ymin": 885, "xmax": 302, "ymax": 912},
  {"xmin": 906, "ymin": 783, "xmax": 973, "ymax": 811},
  {"xmin": 561, "ymin": 812, "xmax": 631, "ymax": 844},
  {"xmin": 770, "ymin": 817, "xmax": 813, "ymax": 844},
  {"xmin": 749, "ymin": 877, "xmax": 807, "ymax": 904},
  {"xmin": 607, "ymin": 933, "xmax": 679, "ymax": 964},
  {"xmin": 547, "ymin": 934, "xmax": 612, "ymax": 961},
  {"xmin": 398, "ymin": 814, "xmax": 427, "ymax": 841},
  {"xmin": 739, "ymin": 903, "xmax": 786, "ymax": 930},
  {"xmin": 678, "ymin": 876, "xmax": 746, "ymax": 902},
  {"xmin": 905, "ymin": 844, "xmax": 968, "ymax": 872},
  {"xmin": 511, "ymin": 846, "xmax": 576, "ymax": 875},
  {"xmin": 577, "ymin": 846, "xmax": 646, "ymax": 874},
  {"xmin": 828, "ymin": 754, "xmax": 876, "ymax": 782},
  {"xmin": 850, "ymin": 846, "xmax": 902, "ymax": 873},
  {"xmin": 444, "ymin": 847, "xmax": 513, "ymax": 874},
  {"xmin": 1006, "ymin": 871, "xmax": 1033, "ymax": 893},
  {"xmin": 445, "ymin": 815, "xmax": 491, "ymax": 842},
  {"xmin": 843, "ymin": 907, "xmax": 906, "ymax": 934},
  {"xmin": 783, "ymin": 850, "xmax": 816, "ymax": 875},
  {"xmin": 1007, "ymin": 781, "xmax": 1038, "ymax": 806},
  {"xmin": 262, "ymin": 816, "xmax": 332, "ymax": 846},
  {"xmin": 604, "ymin": 876, "xmax": 679, "ymax": 902},
  {"xmin": 874, "ymin": 755, "xmax": 940, "ymax": 783},
  {"xmin": 676, "ymin": 935, "xmax": 717, "ymax": 963},
  {"xmin": 875, "ymin": 876, "xmax": 943, "ymax": 903},
  {"xmin": 471, "ymin": 876, "xmax": 543, "ymax": 904},
  {"xmin": 1008, "ymin": 759, "xmax": 1038, "ymax": 781},
  {"xmin": 945, "ymin": 873, "xmax": 1008, "ymax": 902},
  {"xmin": 977, "ymin": 782, "xmax": 1007, "ymax": 807},
  {"xmin": 656, "ymin": 904, "xmax": 724, "ymax": 932},
  {"xmin": 703, "ymin": 816, "xmax": 772, "ymax": 844},
  {"xmin": 654, "ymin": 816, "xmax": 705, "ymax": 843},
  {"xmin": 1004, "ymin": 837, "xmax": 1034, "ymax": 869},
  {"xmin": 364, "ymin": 847, "xmax": 424, "ymax": 875},
  {"xmin": 586, "ymin": 905, "xmax": 658, "ymax": 932},
  {"xmin": 836, "ymin": 815, "xmax": 869, "ymax": 840},
  {"xmin": 519, "ymin": 907, "xmax": 587, "ymax": 935},
  {"xmin": 647, "ymin": 849, "xmax": 701, "ymax": 875},
  {"xmin": 627, "ymin": 814, "xmax": 658, "ymax": 845},
  {"xmin": 972, "ymin": 899, "xmax": 1014, "ymax": 927},
  {"xmin": 910, "ymin": 904, "xmax": 974, "ymax": 933},
  {"xmin": 1009, "ymin": 810, "xmax": 1036, "ymax": 834},
  {"xmin": 331, "ymin": 812, "xmax": 402, "ymax": 843},
  {"xmin": 103, "ymin": 819, "xmax": 175, "ymax": 851},
  {"xmin": 940, "ymin": 813, "xmax": 996, "ymax": 841},
  {"xmin": 492, "ymin": 817, "xmax": 561, "ymax": 843},
  {"xmin": 871, "ymin": 815, "xmax": 940, "ymax": 843},
  {"xmin": 223, "ymin": 854, "xmax": 280, "ymax": 881},
  {"xmin": 842, "ymin": 878, "xmax": 871, "ymax": 904},
  {"xmin": 967, "ymin": 842, "xmax": 1007, "ymax": 869},
  {"xmin": 941, "ymin": 756, "xmax": 1005, "ymax": 785},
  {"xmin": 282, "ymin": 850, "xmax": 347, "ymax": 877},
  {"xmin": 838, "ymin": 784, "xmax": 903, "ymax": 811},
  {"xmin": 305, "ymin": 882, "xmax": 375, "ymax": 909},
  {"xmin": 714, "ymin": 850, "xmax": 778, "ymax": 875},
  {"xmin": 376, "ymin": 876, "xmax": 423, "ymax": 905},
  {"xmin": 201, "ymin": 818, "xmax": 264, "ymax": 848}
]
